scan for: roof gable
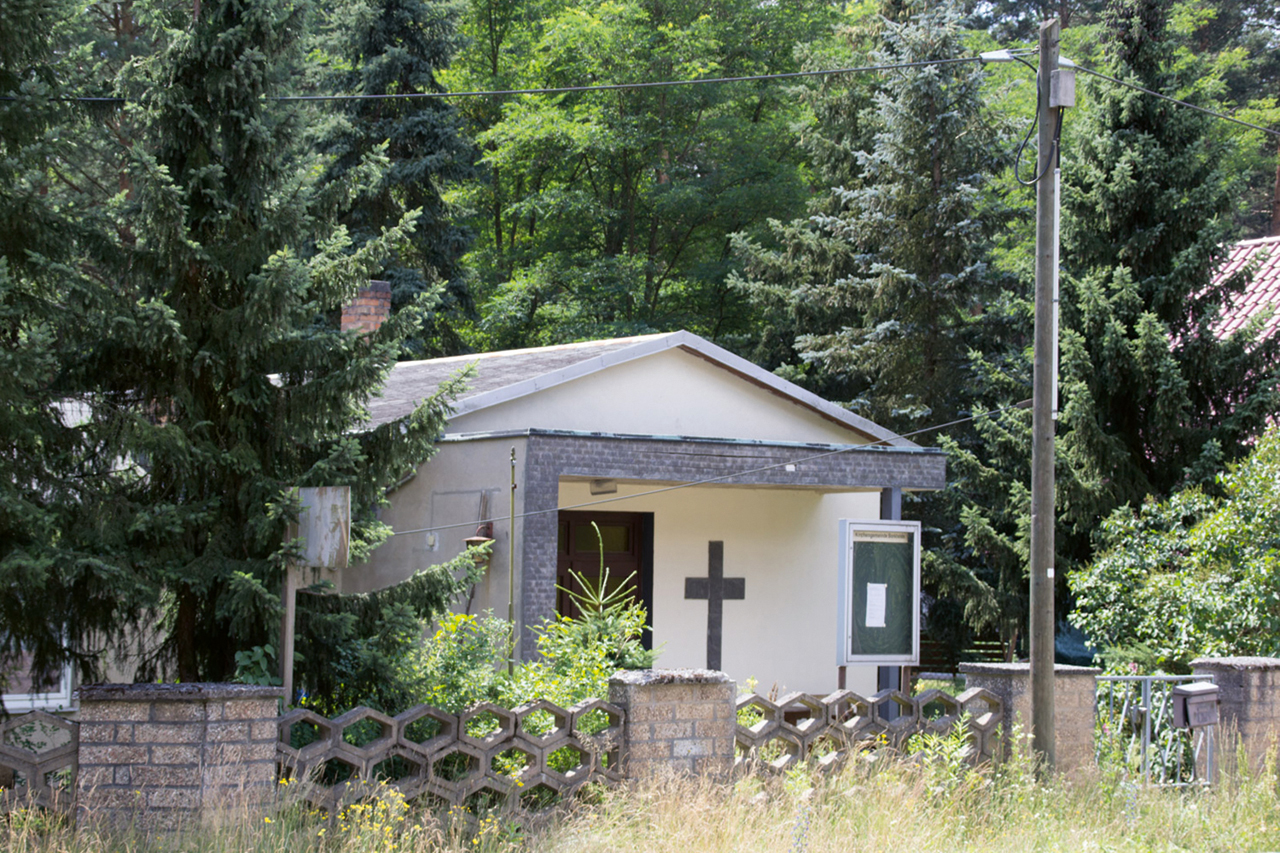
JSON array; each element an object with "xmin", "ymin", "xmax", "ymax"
[{"xmin": 370, "ymin": 331, "xmax": 913, "ymax": 447}]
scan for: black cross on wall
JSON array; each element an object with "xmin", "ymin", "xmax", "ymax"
[{"xmin": 684, "ymin": 541, "xmax": 745, "ymax": 671}]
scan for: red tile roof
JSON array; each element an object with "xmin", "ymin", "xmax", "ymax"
[{"xmin": 1215, "ymin": 236, "xmax": 1280, "ymax": 340}]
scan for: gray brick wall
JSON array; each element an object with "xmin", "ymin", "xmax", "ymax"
[
  {"xmin": 519, "ymin": 431, "xmax": 945, "ymax": 655},
  {"xmin": 959, "ymin": 662, "xmax": 1100, "ymax": 773},
  {"xmin": 76, "ymin": 683, "xmax": 281, "ymax": 829},
  {"xmin": 608, "ymin": 669, "xmax": 737, "ymax": 780},
  {"xmin": 1192, "ymin": 656, "xmax": 1280, "ymax": 776}
]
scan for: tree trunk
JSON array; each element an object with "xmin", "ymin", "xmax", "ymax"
[
  {"xmin": 1271, "ymin": 153, "xmax": 1280, "ymax": 236},
  {"xmin": 175, "ymin": 586, "xmax": 199, "ymax": 682}
]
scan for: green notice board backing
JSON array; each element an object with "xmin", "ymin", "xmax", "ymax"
[{"xmin": 837, "ymin": 520, "xmax": 920, "ymax": 666}]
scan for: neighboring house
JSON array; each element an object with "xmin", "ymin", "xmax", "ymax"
[
  {"xmin": 344, "ymin": 330, "xmax": 945, "ymax": 696},
  {"xmin": 1, "ymin": 653, "xmax": 74, "ymax": 713},
  {"xmin": 1214, "ymin": 235, "xmax": 1280, "ymax": 339}
]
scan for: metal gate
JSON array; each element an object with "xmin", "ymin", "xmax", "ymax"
[{"xmin": 1096, "ymin": 674, "xmax": 1216, "ymax": 786}]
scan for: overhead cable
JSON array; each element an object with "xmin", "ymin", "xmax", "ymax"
[
  {"xmin": 5, "ymin": 56, "xmax": 983, "ymax": 106},
  {"xmin": 1075, "ymin": 65, "xmax": 1280, "ymax": 139}
]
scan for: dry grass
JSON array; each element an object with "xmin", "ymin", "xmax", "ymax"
[
  {"xmin": 533, "ymin": 754, "xmax": 1280, "ymax": 853},
  {"xmin": 7, "ymin": 745, "xmax": 1280, "ymax": 853}
]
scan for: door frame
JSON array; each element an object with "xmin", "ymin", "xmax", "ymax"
[{"xmin": 556, "ymin": 510, "xmax": 654, "ymax": 650}]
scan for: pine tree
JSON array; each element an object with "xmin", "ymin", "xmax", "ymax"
[
  {"xmin": 4, "ymin": 0, "xmax": 475, "ymax": 687},
  {"xmin": 319, "ymin": 0, "xmax": 477, "ymax": 357}
]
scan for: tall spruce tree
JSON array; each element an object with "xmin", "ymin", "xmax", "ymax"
[
  {"xmin": 319, "ymin": 0, "xmax": 477, "ymax": 358},
  {"xmin": 734, "ymin": 0, "xmax": 1012, "ymax": 430},
  {"xmin": 1058, "ymin": 0, "xmax": 1280, "ymax": 540},
  {"xmin": 3, "ymin": 0, "xmax": 475, "ymax": 687},
  {"xmin": 733, "ymin": 0, "xmax": 1018, "ymax": 658},
  {"xmin": 0, "ymin": 0, "xmax": 126, "ymax": 688},
  {"xmin": 940, "ymin": 0, "xmax": 1280, "ymax": 657}
]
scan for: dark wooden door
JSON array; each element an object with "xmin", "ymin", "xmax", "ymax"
[{"xmin": 556, "ymin": 511, "xmax": 652, "ymax": 646}]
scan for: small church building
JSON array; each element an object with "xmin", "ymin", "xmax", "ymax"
[{"xmin": 343, "ymin": 331, "xmax": 945, "ymax": 696}]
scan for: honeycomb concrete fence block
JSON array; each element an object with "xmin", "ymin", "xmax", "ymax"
[
  {"xmin": 609, "ymin": 669, "xmax": 737, "ymax": 782},
  {"xmin": 75, "ymin": 683, "xmax": 282, "ymax": 831}
]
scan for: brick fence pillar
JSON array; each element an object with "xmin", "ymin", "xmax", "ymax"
[
  {"xmin": 959, "ymin": 663, "xmax": 1100, "ymax": 773},
  {"xmin": 75, "ymin": 683, "xmax": 281, "ymax": 829},
  {"xmin": 608, "ymin": 669, "xmax": 736, "ymax": 781},
  {"xmin": 1191, "ymin": 656, "xmax": 1280, "ymax": 774}
]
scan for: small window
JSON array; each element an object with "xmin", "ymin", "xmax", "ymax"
[
  {"xmin": 836, "ymin": 520, "xmax": 921, "ymax": 666},
  {"xmin": 2, "ymin": 653, "xmax": 74, "ymax": 713},
  {"xmin": 573, "ymin": 522, "xmax": 631, "ymax": 553}
]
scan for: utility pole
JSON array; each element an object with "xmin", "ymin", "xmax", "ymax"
[
  {"xmin": 1030, "ymin": 18, "xmax": 1062, "ymax": 769},
  {"xmin": 508, "ymin": 447, "xmax": 517, "ymax": 676}
]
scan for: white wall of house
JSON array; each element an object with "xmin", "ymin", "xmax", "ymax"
[
  {"xmin": 558, "ymin": 480, "xmax": 882, "ymax": 697},
  {"xmin": 343, "ymin": 435, "xmax": 528, "ymax": 629},
  {"xmin": 449, "ymin": 348, "xmax": 873, "ymax": 446}
]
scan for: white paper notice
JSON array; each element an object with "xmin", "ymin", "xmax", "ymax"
[{"xmin": 865, "ymin": 583, "xmax": 887, "ymax": 628}]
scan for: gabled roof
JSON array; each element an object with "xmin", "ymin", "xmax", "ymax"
[
  {"xmin": 1215, "ymin": 236, "xmax": 1280, "ymax": 340},
  {"xmin": 369, "ymin": 331, "xmax": 914, "ymax": 447}
]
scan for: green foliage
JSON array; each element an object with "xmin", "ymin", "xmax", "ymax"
[
  {"xmin": 233, "ymin": 644, "xmax": 283, "ymax": 687},
  {"xmin": 315, "ymin": 0, "xmax": 478, "ymax": 357},
  {"xmin": 1071, "ymin": 428, "xmax": 1280, "ymax": 672},
  {"xmin": 413, "ymin": 611, "xmax": 511, "ymax": 713},
  {"xmin": 400, "ymin": 569, "xmax": 655, "ymax": 716},
  {"xmin": 3, "ymin": 0, "xmax": 476, "ymax": 687},
  {"xmin": 302, "ymin": 556, "xmax": 656, "ymax": 717},
  {"xmin": 733, "ymin": 0, "xmax": 1023, "ymax": 653},
  {"xmin": 0, "ymin": 0, "xmax": 150, "ymax": 687},
  {"xmin": 906, "ymin": 713, "xmax": 976, "ymax": 797},
  {"xmin": 1060, "ymin": 0, "xmax": 1280, "ymax": 519},
  {"xmin": 734, "ymin": 0, "xmax": 1014, "ymax": 425},
  {"xmin": 446, "ymin": 0, "xmax": 837, "ymax": 349}
]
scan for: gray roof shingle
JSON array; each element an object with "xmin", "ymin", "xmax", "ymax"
[
  {"xmin": 367, "ymin": 330, "xmax": 910, "ymax": 447},
  {"xmin": 367, "ymin": 334, "xmax": 667, "ymax": 428}
]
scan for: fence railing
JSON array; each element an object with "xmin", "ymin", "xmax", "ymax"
[
  {"xmin": 735, "ymin": 687, "xmax": 1004, "ymax": 771},
  {"xmin": 1096, "ymin": 674, "xmax": 1216, "ymax": 786}
]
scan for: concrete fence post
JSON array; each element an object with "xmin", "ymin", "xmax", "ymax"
[
  {"xmin": 75, "ymin": 683, "xmax": 281, "ymax": 829},
  {"xmin": 959, "ymin": 662, "xmax": 1100, "ymax": 773},
  {"xmin": 1191, "ymin": 656, "xmax": 1280, "ymax": 774},
  {"xmin": 608, "ymin": 669, "xmax": 737, "ymax": 781}
]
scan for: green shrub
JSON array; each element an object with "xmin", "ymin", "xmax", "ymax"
[{"xmin": 1071, "ymin": 427, "xmax": 1280, "ymax": 672}]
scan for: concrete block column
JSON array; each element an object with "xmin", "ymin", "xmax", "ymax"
[
  {"xmin": 1191, "ymin": 656, "xmax": 1280, "ymax": 773},
  {"xmin": 75, "ymin": 683, "xmax": 281, "ymax": 829},
  {"xmin": 608, "ymin": 669, "xmax": 736, "ymax": 781},
  {"xmin": 959, "ymin": 662, "xmax": 1100, "ymax": 773}
]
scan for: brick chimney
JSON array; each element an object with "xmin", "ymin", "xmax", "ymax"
[{"xmin": 341, "ymin": 280, "xmax": 391, "ymax": 334}]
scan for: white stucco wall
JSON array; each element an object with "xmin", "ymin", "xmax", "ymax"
[
  {"xmin": 558, "ymin": 480, "xmax": 881, "ymax": 697},
  {"xmin": 450, "ymin": 348, "xmax": 873, "ymax": 446},
  {"xmin": 342, "ymin": 436, "xmax": 528, "ymax": 626}
]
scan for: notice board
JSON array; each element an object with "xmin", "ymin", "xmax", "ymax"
[{"xmin": 837, "ymin": 519, "xmax": 920, "ymax": 666}]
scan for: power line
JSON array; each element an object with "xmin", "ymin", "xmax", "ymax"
[
  {"xmin": 1075, "ymin": 65, "xmax": 1280, "ymax": 139},
  {"xmin": 6, "ymin": 56, "xmax": 982, "ymax": 106},
  {"xmin": 388, "ymin": 398, "xmax": 1032, "ymax": 539},
  {"xmin": 276, "ymin": 57, "xmax": 981, "ymax": 101},
  {"xmin": 12, "ymin": 50, "xmax": 1278, "ymax": 139}
]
